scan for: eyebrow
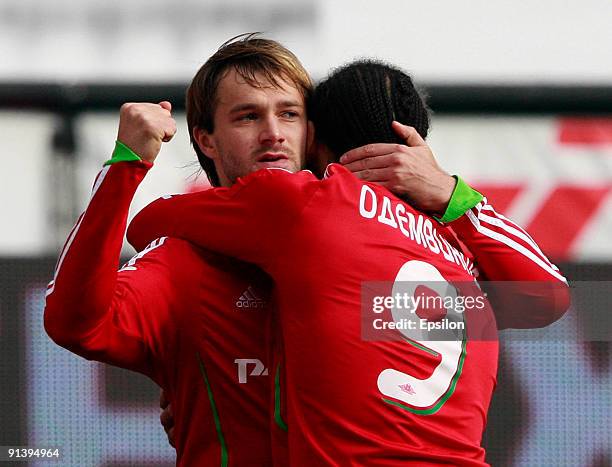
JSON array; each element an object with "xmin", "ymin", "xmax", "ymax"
[
  {"xmin": 278, "ymin": 99, "xmax": 303, "ymax": 108},
  {"xmin": 228, "ymin": 100, "xmax": 303, "ymax": 114}
]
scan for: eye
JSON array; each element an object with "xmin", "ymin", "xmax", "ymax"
[
  {"xmin": 281, "ymin": 110, "xmax": 300, "ymax": 119},
  {"xmin": 238, "ymin": 112, "xmax": 258, "ymax": 121}
]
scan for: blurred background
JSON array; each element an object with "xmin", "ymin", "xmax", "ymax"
[{"xmin": 0, "ymin": 1, "xmax": 611, "ymax": 465}]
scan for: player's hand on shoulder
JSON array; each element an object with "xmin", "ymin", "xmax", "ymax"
[
  {"xmin": 117, "ymin": 101, "xmax": 177, "ymax": 163},
  {"xmin": 340, "ymin": 121, "xmax": 456, "ymax": 216}
]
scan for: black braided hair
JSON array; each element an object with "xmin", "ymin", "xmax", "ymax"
[{"xmin": 309, "ymin": 59, "xmax": 430, "ymax": 160}]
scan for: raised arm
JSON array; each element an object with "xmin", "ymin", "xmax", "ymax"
[
  {"xmin": 447, "ymin": 196, "xmax": 570, "ymax": 329},
  {"xmin": 127, "ymin": 169, "xmax": 319, "ymax": 269},
  {"xmin": 44, "ymin": 102, "xmax": 178, "ymax": 380}
]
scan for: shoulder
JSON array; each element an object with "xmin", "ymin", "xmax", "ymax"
[
  {"xmin": 234, "ymin": 168, "xmax": 318, "ymax": 193},
  {"xmin": 322, "ymin": 163, "xmax": 352, "ymax": 179},
  {"xmin": 226, "ymin": 168, "xmax": 321, "ymax": 213},
  {"xmin": 121, "ymin": 237, "xmax": 266, "ymax": 295},
  {"xmin": 122, "ymin": 237, "xmax": 206, "ymax": 274},
  {"xmin": 125, "ymin": 237, "xmax": 254, "ymax": 275}
]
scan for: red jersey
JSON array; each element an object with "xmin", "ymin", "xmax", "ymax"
[
  {"xmin": 128, "ymin": 164, "xmax": 569, "ymax": 466},
  {"xmin": 44, "ymin": 161, "xmax": 274, "ymax": 466}
]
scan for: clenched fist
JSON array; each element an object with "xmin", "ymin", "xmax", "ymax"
[{"xmin": 117, "ymin": 101, "xmax": 177, "ymax": 163}]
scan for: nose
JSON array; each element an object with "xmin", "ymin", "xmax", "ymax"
[{"xmin": 259, "ymin": 115, "xmax": 285, "ymax": 146}]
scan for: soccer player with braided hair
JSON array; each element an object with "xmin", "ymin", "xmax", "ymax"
[{"xmin": 127, "ymin": 59, "xmax": 569, "ymax": 465}]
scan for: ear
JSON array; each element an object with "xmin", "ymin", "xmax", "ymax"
[
  {"xmin": 193, "ymin": 127, "xmax": 217, "ymax": 160},
  {"xmin": 306, "ymin": 120, "xmax": 316, "ymax": 157},
  {"xmin": 305, "ymin": 139, "xmax": 334, "ymax": 179},
  {"xmin": 315, "ymin": 142, "xmax": 335, "ymax": 166}
]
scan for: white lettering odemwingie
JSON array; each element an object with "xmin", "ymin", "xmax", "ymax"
[
  {"xmin": 358, "ymin": 185, "xmax": 472, "ymax": 274},
  {"xmin": 359, "ymin": 184, "xmax": 378, "ymax": 218}
]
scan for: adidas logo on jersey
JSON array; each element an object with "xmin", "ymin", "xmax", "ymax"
[{"xmin": 236, "ymin": 286, "xmax": 267, "ymax": 309}]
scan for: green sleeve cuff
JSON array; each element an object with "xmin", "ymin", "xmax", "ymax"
[
  {"xmin": 437, "ymin": 175, "xmax": 483, "ymax": 223},
  {"xmin": 103, "ymin": 140, "xmax": 142, "ymax": 166}
]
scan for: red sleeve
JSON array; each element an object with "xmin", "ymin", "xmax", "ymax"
[
  {"xmin": 127, "ymin": 168, "xmax": 320, "ymax": 268},
  {"xmin": 449, "ymin": 197, "xmax": 571, "ymax": 329},
  {"xmin": 44, "ymin": 161, "xmax": 177, "ymax": 384}
]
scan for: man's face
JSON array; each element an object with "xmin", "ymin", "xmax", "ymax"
[{"xmin": 195, "ymin": 68, "xmax": 310, "ymax": 187}]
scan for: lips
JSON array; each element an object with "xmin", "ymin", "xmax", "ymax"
[{"xmin": 257, "ymin": 152, "xmax": 288, "ymax": 162}]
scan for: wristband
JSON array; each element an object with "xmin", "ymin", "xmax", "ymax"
[
  {"xmin": 103, "ymin": 140, "xmax": 142, "ymax": 166},
  {"xmin": 436, "ymin": 175, "xmax": 483, "ymax": 223}
]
